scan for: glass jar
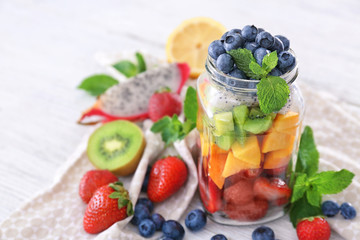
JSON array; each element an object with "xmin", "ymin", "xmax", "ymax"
[{"xmin": 197, "ymin": 52, "xmax": 305, "ymax": 225}]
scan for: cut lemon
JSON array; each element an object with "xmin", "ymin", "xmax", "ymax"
[{"xmin": 166, "ymin": 17, "xmax": 226, "ymax": 78}]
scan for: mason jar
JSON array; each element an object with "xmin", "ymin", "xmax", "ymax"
[{"xmin": 197, "ymin": 51, "xmax": 305, "ymax": 225}]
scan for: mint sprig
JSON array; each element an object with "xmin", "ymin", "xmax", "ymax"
[
  {"xmin": 151, "ymin": 86, "xmax": 198, "ymax": 145},
  {"xmin": 78, "ymin": 52, "xmax": 146, "ymax": 96},
  {"xmin": 228, "ymin": 49, "xmax": 289, "ymax": 114},
  {"xmin": 289, "ymin": 126, "xmax": 354, "ymax": 227}
]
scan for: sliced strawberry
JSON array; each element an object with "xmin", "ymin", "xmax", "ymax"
[
  {"xmin": 244, "ymin": 168, "xmax": 263, "ymax": 179},
  {"xmin": 264, "ymin": 165, "xmax": 287, "ymax": 177},
  {"xmin": 224, "ymin": 198, "xmax": 269, "ymax": 221},
  {"xmin": 199, "ymin": 177, "xmax": 223, "ymax": 214},
  {"xmin": 225, "ymin": 168, "xmax": 262, "ymax": 188},
  {"xmin": 224, "ymin": 179, "xmax": 254, "ymax": 205},
  {"xmin": 272, "ymin": 196, "xmax": 289, "ymax": 206},
  {"xmin": 253, "ymin": 177, "xmax": 291, "ymax": 202}
]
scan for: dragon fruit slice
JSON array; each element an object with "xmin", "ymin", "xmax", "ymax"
[{"xmin": 78, "ymin": 63, "xmax": 190, "ymax": 124}]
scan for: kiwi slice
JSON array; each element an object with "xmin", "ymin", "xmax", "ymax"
[
  {"xmin": 215, "ymin": 132, "xmax": 235, "ymax": 151},
  {"xmin": 233, "ymin": 105, "xmax": 249, "ymax": 145},
  {"xmin": 244, "ymin": 115, "xmax": 273, "ymax": 134},
  {"xmin": 87, "ymin": 120, "xmax": 145, "ymax": 176},
  {"xmin": 213, "ymin": 112, "xmax": 234, "ymax": 135}
]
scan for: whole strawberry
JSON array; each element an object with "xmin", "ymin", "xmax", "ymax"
[
  {"xmin": 79, "ymin": 169, "xmax": 118, "ymax": 203},
  {"xmin": 296, "ymin": 217, "xmax": 331, "ymax": 240},
  {"xmin": 83, "ymin": 182, "xmax": 133, "ymax": 234},
  {"xmin": 148, "ymin": 89, "xmax": 182, "ymax": 122},
  {"xmin": 147, "ymin": 156, "xmax": 188, "ymax": 202}
]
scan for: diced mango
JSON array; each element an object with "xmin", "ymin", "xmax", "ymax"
[
  {"xmin": 262, "ymin": 131, "xmax": 295, "ymax": 153},
  {"xmin": 273, "ymin": 111, "xmax": 299, "ymax": 134},
  {"xmin": 264, "ymin": 143, "xmax": 294, "ymax": 169},
  {"xmin": 231, "ymin": 135, "xmax": 261, "ymax": 166},
  {"xmin": 222, "ymin": 151, "xmax": 260, "ymax": 178},
  {"xmin": 208, "ymin": 143, "xmax": 228, "ymax": 189}
]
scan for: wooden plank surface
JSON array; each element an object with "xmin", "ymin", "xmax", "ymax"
[{"xmin": 1, "ymin": 0, "xmax": 359, "ymax": 239}]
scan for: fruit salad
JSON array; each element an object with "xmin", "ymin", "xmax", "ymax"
[{"xmin": 197, "ymin": 25, "xmax": 304, "ymax": 225}]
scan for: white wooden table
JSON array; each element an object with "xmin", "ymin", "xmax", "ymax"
[{"xmin": 1, "ymin": 0, "xmax": 359, "ymax": 239}]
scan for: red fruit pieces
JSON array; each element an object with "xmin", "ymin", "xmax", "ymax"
[
  {"xmin": 147, "ymin": 156, "xmax": 188, "ymax": 202},
  {"xmin": 204, "ymin": 178, "xmax": 223, "ymax": 213},
  {"xmin": 253, "ymin": 177, "xmax": 291, "ymax": 202},
  {"xmin": 79, "ymin": 170, "xmax": 118, "ymax": 203},
  {"xmin": 224, "ymin": 179, "xmax": 254, "ymax": 205},
  {"xmin": 83, "ymin": 182, "xmax": 132, "ymax": 234},
  {"xmin": 148, "ymin": 91, "xmax": 182, "ymax": 121},
  {"xmin": 224, "ymin": 198, "xmax": 269, "ymax": 221},
  {"xmin": 296, "ymin": 217, "xmax": 331, "ymax": 240}
]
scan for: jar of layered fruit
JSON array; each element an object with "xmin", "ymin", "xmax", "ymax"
[{"xmin": 197, "ymin": 25, "xmax": 305, "ymax": 225}]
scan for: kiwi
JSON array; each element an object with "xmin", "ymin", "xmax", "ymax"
[
  {"xmin": 243, "ymin": 115, "xmax": 273, "ymax": 134},
  {"xmin": 213, "ymin": 112, "xmax": 234, "ymax": 135},
  {"xmin": 248, "ymin": 107, "xmax": 267, "ymax": 120},
  {"xmin": 233, "ymin": 105, "xmax": 249, "ymax": 145},
  {"xmin": 87, "ymin": 120, "xmax": 145, "ymax": 176},
  {"xmin": 215, "ymin": 132, "xmax": 235, "ymax": 151}
]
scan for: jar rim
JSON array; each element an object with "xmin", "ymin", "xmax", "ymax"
[{"xmin": 206, "ymin": 49, "xmax": 298, "ymax": 92}]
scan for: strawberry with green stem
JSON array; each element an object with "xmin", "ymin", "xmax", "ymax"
[{"xmin": 83, "ymin": 182, "xmax": 133, "ymax": 234}]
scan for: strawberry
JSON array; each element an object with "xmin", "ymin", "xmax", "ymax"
[
  {"xmin": 83, "ymin": 182, "xmax": 133, "ymax": 234},
  {"xmin": 79, "ymin": 169, "xmax": 118, "ymax": 203},
  {"xmin": 224, "ymin": 198, "xmax": 269, "ymax": 221},
  {"xmin": 202, "ymin": 177, "xmax": 223, "ymax": 213},
  {"xmin": 296, "ymin": 217, "xmax": 331, "ymax": 240},
  {"xmin": 264, "ymin": 165, "xmax": 287, "ymax": 177},
  {"xmin": 253, "ymin": 177, "xmax": 291, "ymax": 202},
  {"xmin": 147, "ymin": 156, "xmax": 188, "ymax": 202},
  {"xmin": 148, "ymin": 89, "xmax": 182, "ymax": 122},
  {"xmin": 224, "ymin": 179, "xmax": 254, "ymax": 205}
]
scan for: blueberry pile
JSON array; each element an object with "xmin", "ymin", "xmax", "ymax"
[
  {"xmin": 322, "ymin": 200, "xmax": 357, "ymax": 220},
  {"xmin": 208, "ymin": 25, "xmax": 295, "ymax": 78}
]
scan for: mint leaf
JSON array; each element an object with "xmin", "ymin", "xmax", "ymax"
[
  {"xmin": 295, "ymin": 126, "xmax": 319, "ymax": 176},
  {"xmin": 113, "ymin": 61, "xmax": 138, "ymax": 78},
  {"xmin": 306, "ymin": 185, "xmax": 321, "ymax": 207},
  {"xmin": 262, "ymin": 51, "xmax": 278, "ymax": 74},
  {"xmin": 135, "ymin": 52, "xmax": 146, "ymax": 73},
  {"xmin": 257, "ymin": 76, "xmax": 290, "ymax": 114},
  {"xmin": 183, "ymin": 120, "xmax": 196, "ymax": 134},
  {"xmin": 291, "ymin": 173, "xmax": 308, "ymax": 203},
  {"xmin": 228, "ymin": 48, "xmax": 260, "ymax": 79},
  {"xmin": 151, "ymin": 116, "xmax": 171, "ymax": 132},
  {"xmin": 249, "ymin": 61, "xmax": 267, "ymax": 78},
  {"xmin": 289, "ymin": 195, "xmax": 322, "ymax": 227},
  {"xmin": 309, "ymin": 169, "xmax": 354, "ymax": 194},
  {"xmin": 184, "ymin": 86, "xmax": 198, "ymax": 123},
  {"xmin": 78, "ymin": 74, "xmax": 119, "ymax": 96}
]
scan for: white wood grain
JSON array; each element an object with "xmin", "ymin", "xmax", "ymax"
[{"xmin": 1, "ymin": 0, "xmax": 359, "ymax": 239}]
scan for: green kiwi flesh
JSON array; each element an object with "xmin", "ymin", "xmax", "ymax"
[{"xmin": 87, "ymin": 120, "xmax": 145, "ymax": 176}]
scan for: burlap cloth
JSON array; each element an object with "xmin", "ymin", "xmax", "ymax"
[{"xmin": 0, "ymin": 53, "xmax": 359, "ymax": 239}]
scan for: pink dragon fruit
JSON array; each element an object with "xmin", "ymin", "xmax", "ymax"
[{"xmin": 78, "ymin": 63, "xmax": 190, "ymax": 124}]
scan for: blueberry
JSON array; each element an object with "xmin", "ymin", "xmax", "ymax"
[
  {"xmin": 229, "ymin": 68, "xmax": 247, "ymax": 79},
  {"xmin": 220, "ymin": 31, "xmax": 228, "ymax": 42},
  {"xmin": 255, "ymin": 31, "xmax": 275, "ymax": 49},
  {"xmin": 278, "ymin": 51, "xmax": 295, "ymax": 71},
  {"xmin": 340, "ymin": 202, "xmax": 357, "ymax": 220},
  {"xmin": 223, "ymin": 34, "xmax": 245, "ymax": 51},
  {"xmin": 269, "ymin": 37, "xmax": 284, "ymax": 53},
  {"xmin": 321, "ymin": 200, "xmax": 340, "ymax": 217},
  {"xmin": 244, "ymin": 41, "xmax": 260, "ymax": 53},
  {"xmin": 228, "ymin": 28, "xmax": 242, "ymax": 35},
  {"xmin": 269, "ymin": 67, "xmax": 282, "ymax": 76},
  {"xmin": 208, "ymin": 40, "xmax": 226, "ymax": 60},
  {"xmin": 211, "ymin": 234, "xmax": 228, "ymax": 240},
  {"xmin": 162, "ymin": 238, "xmax": 175, "ymax": 240},
  {"xmin": 275, "ymin": 35, "xmax": 290, "ymax": 51},
  {"xmin": 252, "ymin": 226, "xmax": 275, "ymax": 240},
  {"xmin": 258, "ymin": 28, "xmax": 265, "ymax": 33},
  {"xmin": 216, "ymin": 53, "xmax": 234, "ymax": 74},
  {"xmin": 241, "ymin": 25, "xmax": 258, "ymax": 41},
  {"xmin": 131, "ymin": 204, "xmax": 150, "ymax": 226},
  {"xmin": 254, "ymin": 48, "xmax": 270, "ymax": 66},
  {"xmin": 141, "ymin": 166, "xmax": 152, "ymax": 192},
  {"xmin": 151, "ymin": 213, "xmax": 165, "ymax": 230},
  {"xmin": 137, "ymin": 198, "xmax": 154, "ymax": 213},
  {"xmin": 162, "ymin": 220, "xmax": 185, "ymax": 240},
  {"xmin": 185, "ymin": 209, "xmax": 207, "ymax": 232},
  {"xmin": 138, "ymin": 219, "xmax": 156, "ymax": 238}
]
